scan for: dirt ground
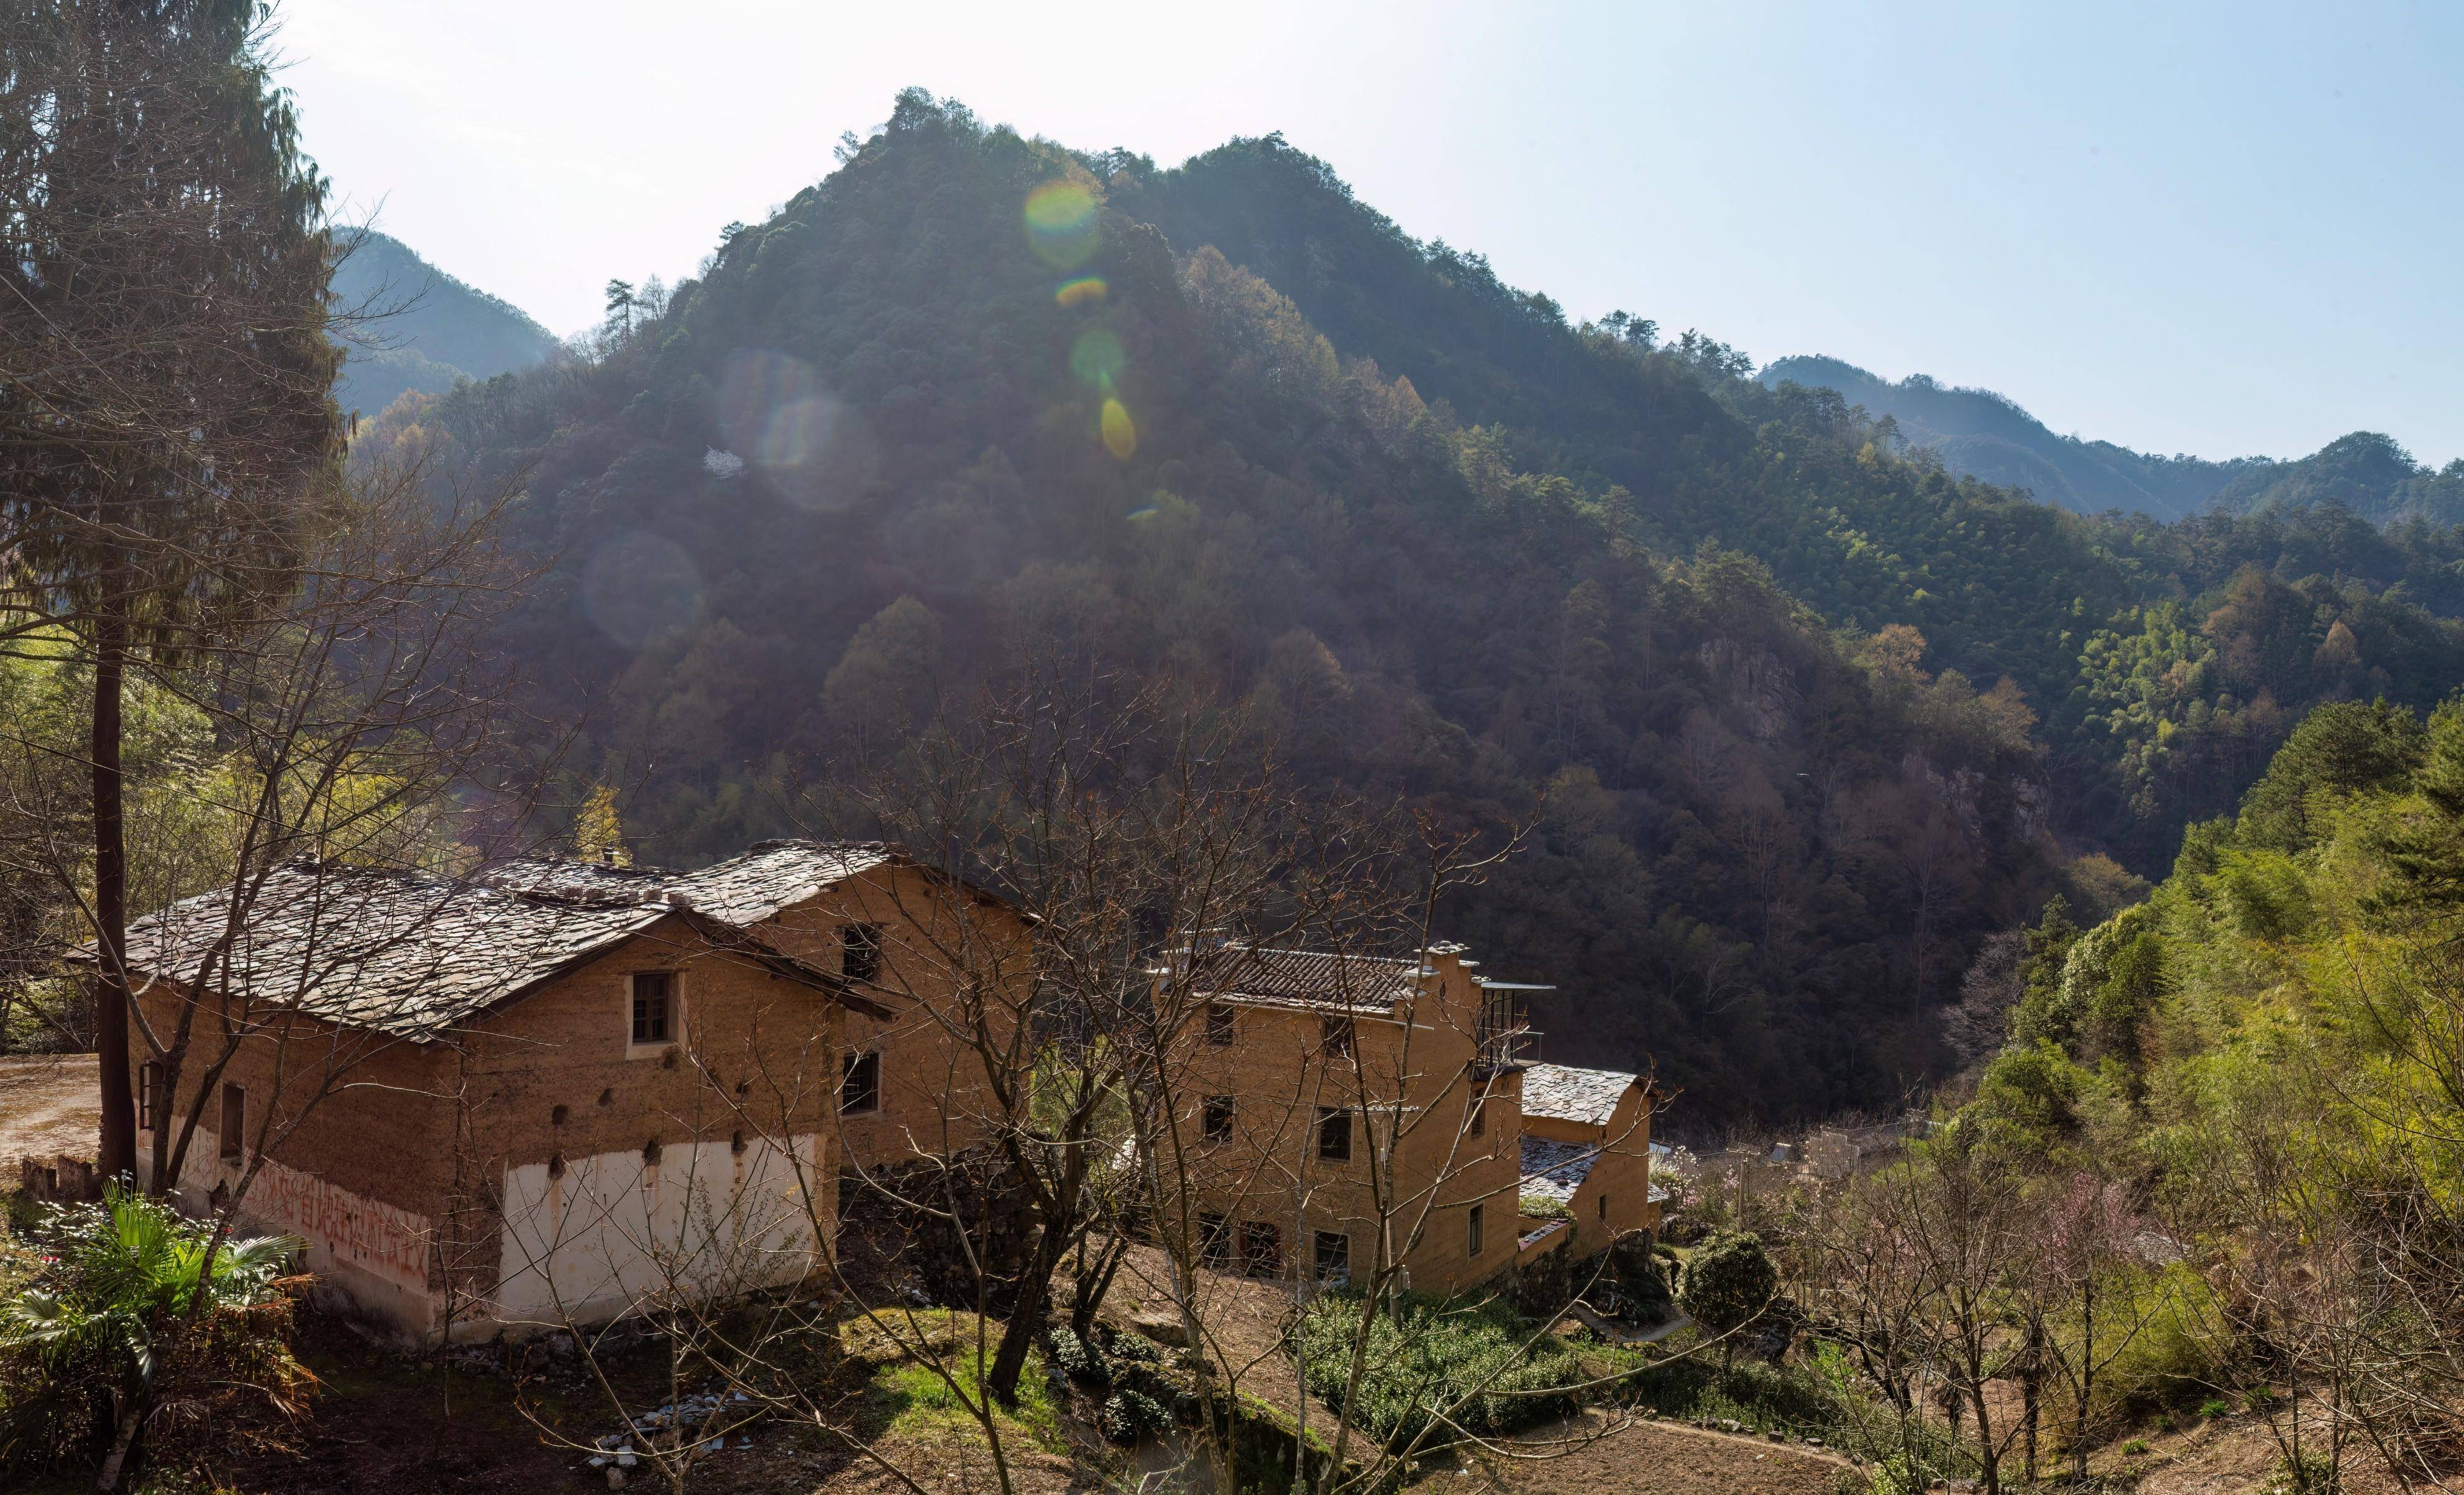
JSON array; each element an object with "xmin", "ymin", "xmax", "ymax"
[
  {"xmin": 1467, "ymin": 1409, "xmax": 1844, "ymax": 1495},
  {"xmin": 1099, "ymin": 1240, "xmax": 1341, "ymax": 1430},
  {"xmin": 0, "ymin": 1052, "xmax": 98, "ymax": 1166}
]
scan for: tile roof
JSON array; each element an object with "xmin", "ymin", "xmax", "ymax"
[
  {"xmin": 1520, "ymin": 1063, "xmax": 1639, "ymax": 1128},
  {"xmin": 103, "ymin": 841, "xmax": 905, "ymax": 1043},
  {"xmin": 1173, "ymin": 944, "xmax": 1429, "ymax": 1014},
  {"xmin": 1520, "ymin": 1136, "xmax": 1603, "ymax": 1206}
]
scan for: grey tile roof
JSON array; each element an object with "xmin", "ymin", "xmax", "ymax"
[
  {"xmin": 1173, "ymin": 944, "xmax": 1429, "ymax": 1014},
  {"xmin": 1520, "ymin": 1136, "xmax": 1602, "ymax": 1205},
  {"xmin": 1520, "ymin": 1063, "xmax": 1638, "ymax": 1128},
  {"xmin": 104, "ymin": 841, "xmax": 903, "ymax": 1043}
]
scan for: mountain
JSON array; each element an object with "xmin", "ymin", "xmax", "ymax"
[
  {"xmin": 1757, "ymin": 355, "xmax": 2464, "ymax": 527},
  {"xmin": 1756, "ymin": 356, "xmax": 2257, "ymax": 520},
  {"xmin": 372, "ymin": 93, "xmax": 2464, "ymax": 1123},
  {"xmin": 327, "ymin": 230, "xmax": 560, "ymax": 419}
]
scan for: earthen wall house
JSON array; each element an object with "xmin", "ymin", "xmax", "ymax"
[
  {"xmin": 111, "ymin": 840, "xmax": 1019, "ymax": 1343},
  {"xmin": 1516, "ymin": 1063, "xmax": 1661, "ymax": 1260},
  {"xmin": 1168, "ymin": 945, "xmax": 1539, "ymax": 1295}
]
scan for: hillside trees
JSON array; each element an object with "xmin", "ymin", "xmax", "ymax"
[{"xmin": 0, "ymin": 0, "xmax": 345, "ymax": 1179}]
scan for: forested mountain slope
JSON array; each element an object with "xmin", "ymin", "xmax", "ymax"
[
  {"xmin": 383, "ymin": 94, "xmax": 2464, "ymax": 1123},
  {"xmin": 1754, "ymin": 356, "xmax": 2256, "ymax": 520},
  {"xmin": 329, "ymin": 229, "xmax": 561, "ymax": 419},
  {"xmin": 1758, "ymin": 356, "xmax": 2464, "ymax": 528}
]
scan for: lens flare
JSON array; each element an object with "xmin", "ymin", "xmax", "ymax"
[
  {"xmin": 1101, "ymin": 398, "xmax": 1137, "ymax": 460},
  {"xmin": 1024, "ymin": 180, "xmax": 1099, "ymax": 269},
  {"xmin": 1055, "ymin": 275, "xmax": 1107, "ymax": 309},
  {"xmin": 1069, "ymin": 328, "xmax": 1127, "ymax": 388},
  {"xmin": 582, "ymin": 530, "xmax": 702, "ymax": 649}
]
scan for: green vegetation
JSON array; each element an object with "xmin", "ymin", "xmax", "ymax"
[
  {"xmin": 1288, "ymin": 1289, "xmax": 1582, "ymax": 1450},
  {"xmin": 0, "ymin": 1190, "xmax": 309, "ymax": 1483},
  {"xmin": 1677, "ymin": 1230, "xmax": 1779, "ymax": 1368}
]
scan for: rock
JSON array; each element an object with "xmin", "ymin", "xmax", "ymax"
[
  {"xmin": 615, "ymin": 1451, "xmax": 636, "ymax": 1469},
  {"xmin": 605, "ymin": 1469, "xmax": 626, "ymax": 1491},
  {"xmin": 1130, "ymin": 1312, "xmax": 1189, "ymax": 1346}
]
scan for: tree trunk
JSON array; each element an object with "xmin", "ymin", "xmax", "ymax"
[
  {"xmin": 96, "ymin": 1383, "xmax": 140, "ymax": 1491},
  {"xmin": 93, "ymin": 603, "xmax": 136, "ymax": 1185},
  {"xmin": 987, "ymin": 1222, "xmax": 1066, "ymax": 1404}
]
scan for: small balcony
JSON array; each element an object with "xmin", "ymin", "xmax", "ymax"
[{"xmin": 1473, "ymin": 1008, "xmax": 1540, "ymax": 1072}]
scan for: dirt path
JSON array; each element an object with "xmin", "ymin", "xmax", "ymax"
[
  {"xmin": 1470, "ymin": 1409, "xmax": 1845, "ymax": 1495},
  {"xmin": 0, "ymin": 1053, "xmax": 99, "ymax": 1165}
]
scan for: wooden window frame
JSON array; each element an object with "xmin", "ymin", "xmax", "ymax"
[
  {"xmin": 1204, "ymin": 1002, "xmax": 1236, "ymax": 1046},
  {"xmin": 1467, "ymin": 1202, "xmax": 1485, "ymax": 1258},
  {"xmin": 1314, "ymin": 1229, "xmax": 1350, "ymax": 1282},
  {"xmin": 627, "ymin": 970, "xmax": 679, "ymax": 1057},
  {"xmin": 840, "ymin": 1051, "xmax": 882, "ymax": 1115},
  {"xmin": 1316, "ymin": 1106, "xmax": 1352, "ymax": 1162},
  {"xmin": 841, "ymin": 922, "xmax": 884, "ymax": 985},
  {"xmin": 1202, "ymin": 1095, "xmax": 1235, "ymax": 1144},
  {"xmin": 219, "ymin": 1083, "xmax": 245, "ymax": 1163}
]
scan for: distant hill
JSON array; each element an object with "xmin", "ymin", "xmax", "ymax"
[
  {"xmin": 328, "ymin": 230, "xmax": 559, "ymax": 419},
  {"xmin": 1757, "ymin": 355, "xmax": 2258, "ymax": 520},
  {"xmin": 1759, "ymin": 355, "xmax": 2464, "ymax": 525}
]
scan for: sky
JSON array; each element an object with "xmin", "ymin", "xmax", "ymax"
[{"xmin": 277, "ymin": 1, "xmax": 2464, "ymax": 466}]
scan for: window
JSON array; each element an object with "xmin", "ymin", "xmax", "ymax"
[
  {"xmin": 840, "ymin": 1051, "xmax": 881, "ymax": 1115},
  {"xmin": 1314, "ymin": 1230, "xmax": 1351, "ymax": 1282},
  {"xmin": 1205, "ymin": 1002, "xmax": 1236, "ymax": 1046},
  {"xmin": 1321, "ymin": 1014, "xmax": 1354, "ymax": 1058},
  {"xmin": 1198, "ymin": 1212, "xmax": 1232, "ymax": 1269},
  {"xmin": 1317, "ymin": 1106, "xmax": 1352, "ymax": 1162},
  {"xmin": 219, "ymin": 1083, "xmax": 244, "ymax": 1162},
  {"xmin": 1468, "ymin": 1097, "xmax": 1486, "ymax": 1138},
  {"xmin": 631, "ymin": 972, "xmax": 674, "ymax": 1046},
  {"xmin": 841, "ymin": 923, "xmax": 883, "ymax": 984},
  {"xmin": 1467, "ymin": 1203, "xmax": 1485, "ymax": 1258},
  {"xmin": 1242, "ymin": 1220, "xmax": 1282, "ymax": 1278},
  {"xmin": 1202, "ymin": 1095, "xmax": 1235, "ymax": 1144},
  {"xmin": 1598, "ymin": 1194, "xmax": 1609, "ymax": 1221},
  {"xmin": 138, "ymin": 1062, "xmax": 160, "ymax": 1131}
]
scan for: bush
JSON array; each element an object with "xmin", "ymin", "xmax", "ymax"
[
  {"xmin": 1099, "ymin": 1387, "xmax": 1173, "ymax": 1444},
  {"xmin": 0, "ymin": 1188, "xmax": 308, "ymax": 1484},
  {"xmin": 1043, "ymin": 1326, "xmax": 1110, "ymax": 1387},
  {"xmin": 1287, "ymin": 1290, "xmax": 1582, "ymax": 1450},
  {"xmin": 1680, "ymin": 1230, "xmax": 1778, "ymax": 1363}
]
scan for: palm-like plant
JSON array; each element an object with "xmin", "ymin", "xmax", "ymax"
[{"xmin": 1, "ymin": 1187, "xmax": 305, "ymax": 1489}]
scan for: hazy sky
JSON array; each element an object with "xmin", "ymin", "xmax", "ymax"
[{"xmin": 279, "ymin": 1, "xmax": 2464, "ymax": 466}]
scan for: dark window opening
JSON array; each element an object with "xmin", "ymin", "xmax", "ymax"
[
  {"xmin": 138, "ymin": 1062, "xmax": 160, "ymax": 1131},
  {"xmin": 1598, "ymin": 1194, "xmax": 1609, "ymax": 1221},
  {"xmin": 1199, "ymin": 1212, "xmax": 1232, "ymax": 1269},
  {"xmin": 1205, "ymin": 1002, "xmax": 1236, "ymax": 1046},
  {"xmin": 1317, "ymin": 1106, "xmax": 1352, "ymax": 1161},
  {"xmin": 547, "ymin": 1152, "xmax": 566, "ymax": 1180},
  {"xmin": 1202, "ymin": 1095, "xmax": 1235, "ymax": 1144},
  {"xmin": 841, "ymin": 923, "xmax": 884, "ymax": 984},
  {"xmin": 1314, "ymin": 1230, "xmax": 1350, "ymax": 1282},
  {"xmin": 219, "ymin": 1084, "xmax": 244, "ymax": 1162},
  {"xmin": 631, "ymin": 972, "xmax": 674, "ymax": 1045},
  {"xmin": 1467, "ymin": 1203, "xmax": 1485, "ymax": 1258},
  {"xmin": 551, "ymin": 1103, "xmax": 569, "ymax": 1127},
  {"xmin": 1469, "ymin": 1097, "xmax": 1486, "ymax": 1137},
  {"xmin": 1242, "ymin": 1221, "xmax": 1282, "ymax": 1278},
  {"xmin": 1321, "ymin": 1014, "xmax": 1355, "ymax": 1057},
  {"xmin": 841, "ymin": 1051, "xmax": 881, "ymax": 1115},
  {"xmin": 642, "ymin": 1138, "xmax": 663, "ymax": 1165},
  {"xmin": 731, "ymin": 1130, "xmax": 748, "ymax": 1155}
]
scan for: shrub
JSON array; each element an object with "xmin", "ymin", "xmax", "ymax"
[
  {"xmin": 1100, "ymin": 1387, "xmax": 1173, "ymax": 1444},
  {"xmin": 1680, "ymin": 1230, "xmax": 1778, "ymax": 1365},
  {"xmin": 0, "ymin": 1189, "xmax": 308, "ymax": 1486},
  {"xmin": 1043, "ymin": 1326, "xmax": 1110, "ymax": 1387},
  {"xmin": 2197, "ymin": 1397, "xmax": 2230, "ymax": 1420},
  {"xmin": 1519, "ymin": 1194, "xmax": 1572, "ymax": 1220},
  {"xmin": 1288, "ymin": 1290, "xmax": 1582, "ymax": 1450},
  {"xmin": 2123, "ymin": 1439, "xmax": 2150, "ymax": 1456}
]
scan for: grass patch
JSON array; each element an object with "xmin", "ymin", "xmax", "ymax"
[{"xmin": 846, "ymin": 1310, "xmax": 1066, "ymax": 1452}]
